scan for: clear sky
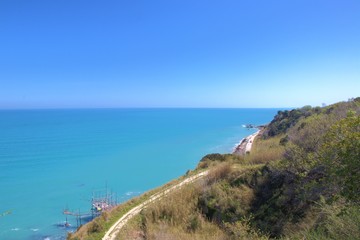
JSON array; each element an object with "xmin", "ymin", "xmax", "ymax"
[{"xmin": 0, "ymin": 0, "xmax": 359, "ymax": 109}]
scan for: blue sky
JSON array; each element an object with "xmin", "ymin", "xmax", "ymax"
[{"xmin": 0, "ymin": 0, "xmax": 359, "ymax": 108}]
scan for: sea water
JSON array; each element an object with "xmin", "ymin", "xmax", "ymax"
[{"xmin": 0, "ymin": 108, "xmax": 279, "ymax": 240}]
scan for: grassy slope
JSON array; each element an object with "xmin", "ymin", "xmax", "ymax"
[
  {"xmin": 70, "ymin": 98, "xmax": 360, "ymax": 240},
  {"xmin": 68, "ymin": 171, "xmax": 202, "ymax": 240}
]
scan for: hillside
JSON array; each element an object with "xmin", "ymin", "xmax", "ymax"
[{"xmin": 69, "ymin": 98, "xmax": 360, "ymax": 240}]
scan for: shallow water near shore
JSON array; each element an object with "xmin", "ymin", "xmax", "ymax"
[{"xmin": 0, "ymin": 108, "xmax": 279, "ymax": 240}]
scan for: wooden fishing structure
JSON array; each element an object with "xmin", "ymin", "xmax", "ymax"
[{"xmin": 61, "ymin": 187, "xmax": 118, "ymax": 228}]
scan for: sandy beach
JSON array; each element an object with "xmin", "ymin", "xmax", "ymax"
[{"xmin": 233, "ymin": 130, "xmax": 260, "ymax": 155}]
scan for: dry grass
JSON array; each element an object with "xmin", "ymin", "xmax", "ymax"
[
  {"xmin": 117, "ymin": 183, "xmax": 228, "ymax": 240},
  {"xmin": 206, "ymin": 162, "xmax": 232, "ymax": 184},
  {"xmin": 281, "ymin": 199, "xmax": 360, "ymax": 240},
  {"xmin": 224, "ymin": 220, "xmax": 269, "ymax": 240},
  {"xmin": 115, "ymin": 163, "xmax": 265, "ymax": 240},
  {"xmin": 145, "ymin": 222, "xmax": 228, "ymax": 240},
  {"xmin": 115, "ymin": 215, "xmax": 144, "ymax": 240},
  {"xmin": 68, "ymin": 171, "xmax": 201, "ymax": 240},
  {"xmin": 246, "ymin": 135, "xmax": 285, "ymax": 164}
]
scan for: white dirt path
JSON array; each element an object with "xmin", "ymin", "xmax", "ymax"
[{"xmin": 102, "ymin": 170, "xmax": 209, "ymax": 240}]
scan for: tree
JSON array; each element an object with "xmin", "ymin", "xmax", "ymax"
[{"xmin": 320, "ymin": 115, "xmax": 360, "ymax": 203}]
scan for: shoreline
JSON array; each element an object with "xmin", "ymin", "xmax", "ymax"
[
  {"xmin": 233, "ymin": 129, "xmax": 261, "ymax": 155},
  {"xmin": 72, "ymin": 128, "xmax": 265, "ymax": 239},
  {"xmin": 102, "ymin": 130, "xmax": 263, "ymax": 239}
]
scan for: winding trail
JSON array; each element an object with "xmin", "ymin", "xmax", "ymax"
[{"xmin": 102, "ymin": 170, "xmax": 209, "ymax": 240}]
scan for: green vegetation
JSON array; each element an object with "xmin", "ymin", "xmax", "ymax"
[
  {"xmin": 321, "ymin": 114, "xmax": 360, "ymax": 203},
  {"xmin": 263, "ymin": 105, "xmax": 315, "ymax": 137},
  {"xmin": 69, "ymin": 98, "xmax": 360, "ymax": 240},
  {"xmin": 117, "ymin": 162, "xmax": 267, "ymax": 240},
  {"xmin": 245, "ymin": 134, "xmax": 285, "ymax": 164}
]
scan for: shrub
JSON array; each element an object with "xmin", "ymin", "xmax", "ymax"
[
  {"xmin": 320, "ymin": 115, "xmax": 360, "ymax": 203},
  {"xmin": 197, "ymin": 153, "xmax": 231, "ymax": 169},
  {"xmin": 224, "ymin": 219, "xmax": 269, "ymax": 240},
  {"xmin": 293, "ymin": 200, "xmax": 360, "ymax": 240},
  {"xmin": 206, "ymin": 162, "xmax": 232, "ymax": 184},
  {"xmin": 87, "ymin": 220, "xmax": 103, "ymax": 233}
]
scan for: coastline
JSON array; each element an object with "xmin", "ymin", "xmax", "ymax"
[
  {"xmin": 103, "ymin": 130, "xmax": 263, "ymax": 239},
  {"xmin": 233, "ymin": 129, "xmax": 261, "ymax": 155},
  {"xmin": 70, "ymin": 128, "xmax": 267, "ymax": 240},
  {"xmin": 1, "ymin": 109, "xmax": 279, "ymax": 240}
]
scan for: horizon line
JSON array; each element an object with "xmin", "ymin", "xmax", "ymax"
[{"xmin": 0, "ymin": 106, "xmax": 295, "ymax": 110}]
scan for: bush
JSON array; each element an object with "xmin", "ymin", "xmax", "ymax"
[
  {"xmin": 206, "ymin": 162, "xmax": 232, "ymax": 184},
  {"xmin": 87, "ymin": 220, "xmax": 103, "ymax": 233},
  {"xmin": 224, "ymin": 219, "xmax": 269, "ymax": 240},
  {"xmin": 197, "ymin": 153, "xmax": 231, "ymax": 169},
  {"xmin": 264, "ymin": 106, "xmax": 314, "ymax": 137},
  {"xmin": 294, "ymin": 200, "xmax": 360, "ymax": 240},
  {"xmin": 320, "ymin": 115, "xmax": 360, "ymax": 203}
]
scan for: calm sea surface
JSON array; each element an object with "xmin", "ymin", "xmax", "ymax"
[{"xmin": 0, "ymin": 108, "xmax": 279, "ymax": 239}]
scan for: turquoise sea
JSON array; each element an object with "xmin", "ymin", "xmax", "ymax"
[{"xmin": 0, "ymin": 109, "xmax": 279, "ymax": 240}]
